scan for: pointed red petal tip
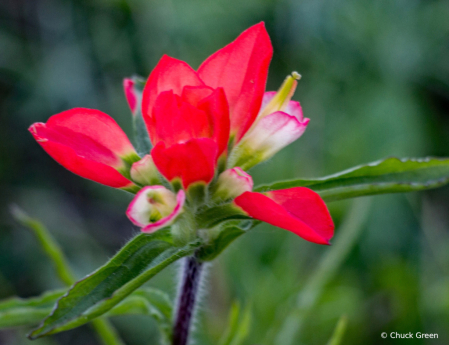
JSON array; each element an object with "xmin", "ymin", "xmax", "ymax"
[
  {"xmin": 198, "ymin": 22, "xmax": 273, "ymax": 142},
  {"xmin": 29, "ymin": 109, "xmax": 136, "ymax": 189},
  {"xmin": 151, "ymin": 138, "xmax": 218, "ymax": 189},
  {"xmin": 123, "ymin": 78, "xmax": 138, "ymax": 114},
  {"xmin": 142, "ymin": 55, "xmax": 205, "ymax": 143},
  {"xmin": 234, "ymin": 187, "xmax": 334, "ymax": 245}
]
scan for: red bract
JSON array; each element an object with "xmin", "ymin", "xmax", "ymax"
[
  {"xmin": 234, "ymin": 188, "xmax": 334, "ymax": 245},
  {"xmin": 141, "ymin": 23, "xmax": 271, "ymax": 188},
  {"xmin": 29, "ymin": 108, "xmax": 137, "ymax": 190}
]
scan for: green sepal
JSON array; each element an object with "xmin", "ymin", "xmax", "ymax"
[
  {"xmin": 197, "ymin": 226, "xmax": 245, "ymax": 262},
  {"xmin": 256, "ymin": 157, "xmax": 449, "ymax": 202},
  {"xmin": 29, "ymin": 229, "xmax": 200, "ymax": 339}
]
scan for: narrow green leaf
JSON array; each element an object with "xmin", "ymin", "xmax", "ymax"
[
  {"xmin": 197, "ymin": 226, "xmax": 245, "ymax": 262},
  {"xmin": 218, "ymin": 302, "xmax": 252, "ymax": 345},
  {"xmin": 0, "ymin": 288, "xmax": 172, "ymax": 330},
  {"xmin": 11, "ymin": 206, "xmax": 125, "ymax": 345},
  {"xmin": 107, "ymin": 288, "xmax": 173, "ymax": 343},
  {"xmin": 256, "ymin": 157, "xmax": 449, "ymax": 202},
  {"xmin": 11, "ymin": 206, "xmax": 75, "ymax": 286},
  {"xmin": 29, "ymin": 230, "xmax": 200, "ymax": 339},
  {"xmin": 0, "ymin": 290, "xmax": 65, "ymax": 328},
  {"xmin": 129, "ymin": 75, "xmax": 152, "ymax": 156},
  {"xmin": 326, "ymin": 315, "xmax": 348, "ymax": 345}
]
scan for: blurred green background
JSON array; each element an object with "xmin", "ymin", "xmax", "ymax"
[{"xmin": 1, "ymin": 0, "xmax": 449, "ymax": 344}]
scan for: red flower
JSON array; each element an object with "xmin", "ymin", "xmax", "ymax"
[{"xmin": 29, "ymin": 22, "xmax": 335, "ymax": 244}]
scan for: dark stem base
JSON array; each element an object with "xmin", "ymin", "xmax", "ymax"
[{"xmin": 172, "ymin": 255, "xmax": 203, "ymax": 345}]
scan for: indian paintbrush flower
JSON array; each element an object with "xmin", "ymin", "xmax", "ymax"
[{"xmin": 29, "ymin": 22, "xmax": 334, "ymax": 245}]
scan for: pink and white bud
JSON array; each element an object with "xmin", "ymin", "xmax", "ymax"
[
  {"xmin": 130, "ymin": 155, "xmax": 161, "ymax": 186},
  {"xmin": 213, "ymin": 167, "xmax": 254, "ymax": 202},
  {"xmin": 230, "ymin": 72, "xmax": 309, "ymax": 170},
  {"xmin": 126, "ymin": 186, "xmax": 185, "ymax": 233}
]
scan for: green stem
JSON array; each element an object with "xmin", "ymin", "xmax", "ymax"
[{"xmin": 11, "ymin": 206, "xmax": 125, "ymax": 345}]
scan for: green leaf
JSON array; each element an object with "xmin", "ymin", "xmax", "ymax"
[
  {"xmin": 129, "ymin": 75, "xmax": 152, "ymax": 156},
  {"xmin": 0, "ymin": 287, "xmax": 172, "ymax": 330},
  {"xmin": 256, "ymin": 157, "xmax": 449, "ymax": 202},
  {"xmin": 326, "ymin": 315, "xmax": 348, "ymax": 345},
  {"xmin": 218, "ymin": 302, "xmax": 252, "ymax": 345},
  {"xmin": 0, "ymin": 290, "xmax": 65, "ymax": 328},
  {"xmin": 11, "ymin": 206, "xmax": 75, "ymax": 286},
  {"xmin": 197, "ymin": 226, "xmax": 245, "ymax": 261},
  {"xmin": 107, "ymin": 288, "xmax": 173, "ymax": 344},
  {"xmin": 29, "ymin": 230, "xmax": 200, "ymax": 339}
]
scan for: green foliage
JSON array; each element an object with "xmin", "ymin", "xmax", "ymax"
[
  {"xmin": 0, "ymin": 287, "xmax": 172, "ymax": 333},
  {"xmin": 218, "ymin": 302, "xmax": 252, "ymax": 345},
  {"xmin": 10, "ymin": 206, "xmax": 76, "ymax": 286},
  {"xmin": 274, "ymin": 199, "xmax": 371, "ymax": 345},
  {"xmin": 326, "ymin": 315, "xmax": 348, "ymax": 345},
  {"xmin": 256, "ymin": 157, "xmax": 449, "ymax": 202},
  {"xmin": 29, "ymin": 230, "xmax": 200, "ymax": 339},
  {"xmin": 0, "ymin": 289, "xmax": 65, "ymax": 328}
]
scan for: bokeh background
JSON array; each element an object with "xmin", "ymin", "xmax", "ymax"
[{"xmin": 1, "ymin": 0, "xmax": 449, "ymax": 344}]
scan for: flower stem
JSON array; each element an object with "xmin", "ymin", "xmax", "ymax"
[{"xmin": 172, "ymin": 255, "xmax": 203, "ymax": 345}]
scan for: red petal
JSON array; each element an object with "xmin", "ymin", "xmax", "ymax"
[
  {"xmin": 181, "ymin": 85, "xmax": 214, "ymax": 106},
  {"xmin": 29, "ymin": 108, "xmax": 136, "ymax": 188},
  {"xmin": 44, "ymin": 108, "xmax": 135, "ymax": 158},
  {"xmin": 142, "ymin": 55, "xmax": 205, "ymax": 143},
  {"xmin": 197, "ymin": 87, "xmax": 230, "ymax": 157},
  {"xmin": 29, "ymin": 124, "xmax": 134, "ymax": 188},
  {"xmin": 152, "ymin": 91, "xmax": 212, "ymax": 146},
  {"xmin": 198, "ymin": 22, "xmax": 273, "ymax": 142},
  {"xmin": 151, "ymin": 138, "xmax": 218, "ymax": 189},
  {"xmin": 234, "ymin": 188, "xmax": 334, "ymax": 245}
]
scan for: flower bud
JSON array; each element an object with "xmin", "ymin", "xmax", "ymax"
[
  {"xmin": 123, "ymin": 78, "xmax": 138, "ymax": 115},
  {"xmin": 123, "ymin": 77, "xmax": 145, "ymax": 116},
  {"xmin": 126, "ymin": 186, "xmax": 185, "ymax": 233},
  {"xmin": 212, "ymin": 167, "xmax": 253, "ymax": 202},
  {"xmin": 130, "ymin": 155, "xmax": 161, "ymax": 186}
]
